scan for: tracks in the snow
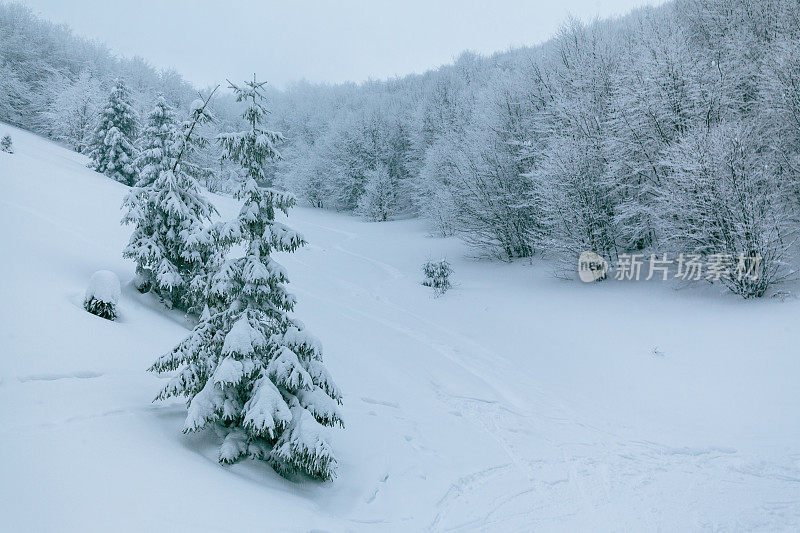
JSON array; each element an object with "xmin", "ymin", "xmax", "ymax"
[
  {"xmin": 17, "ymin": 370, "xmax": 105, "ymax": 382},
  {"xmin": 428, "ymin": 385, "xmax": 800, "ymax": 530},
  {"xmin": 291, "ymin": 224, "xmax": 800, "ymax": 529}
]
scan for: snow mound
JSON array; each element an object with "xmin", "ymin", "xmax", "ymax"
[{"xmin": 84, "ymin": 270, "xmax": 121, "ymax": 305}]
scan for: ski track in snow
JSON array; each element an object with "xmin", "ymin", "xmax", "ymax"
[
  {"xmin": 18, "ymin": 371, "xmax": 105, "ymax": 382},
  {"xmin": 2, "ymin": 125, "xmax": 800, "ymax": 531}
]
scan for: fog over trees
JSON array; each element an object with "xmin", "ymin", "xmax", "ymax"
[{"xmin": 3, "ymin": 0, "xmax": 799, "ymax": 297}]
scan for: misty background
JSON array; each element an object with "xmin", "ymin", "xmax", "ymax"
[
  {"xmin": 3, "ymin": 0, "xmax": 799, "ymax": 298},
  {"xmin": 20, "ymin": 0, "xmax": 664, "ymax": 87}
]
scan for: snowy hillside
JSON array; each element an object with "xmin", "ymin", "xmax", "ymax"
[{"xmin": 1, "ymin": 125, "xmax": 799, "ymax": 531}]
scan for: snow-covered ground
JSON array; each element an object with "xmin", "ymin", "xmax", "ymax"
[{"xmin": 1, "ymin": 124, "xmax": 799, "ymax": 531}]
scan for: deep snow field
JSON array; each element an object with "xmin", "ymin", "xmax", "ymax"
[{"xmin": 1, "ymin": 124, "xmax": 799, "ymax": 532}]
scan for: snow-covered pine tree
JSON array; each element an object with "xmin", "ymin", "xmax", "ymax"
[
  {"xmin": 88, "ymin": 78, "xmax": 137, "ymax": 185},
  {"xmin": 175, "ymin": 98, "xmax": 216, "ymax": 188},
  {"xmin": 131, "ymin": 94, "xmax": 176, "ymax": 190},
  {"xmin": 150, "ymin": 77, "xmax": 343, "ymax": 481},
  {"xmin": 217, "ymin": 76, "xmax": 285, "ymax": 186},
  {"xmin": 122, "ymin": 94, "xmax": 176, "ymax": 293},
  {"xmin": 122, "ymin": 92, "xmax": 221, "ymax": 311}
]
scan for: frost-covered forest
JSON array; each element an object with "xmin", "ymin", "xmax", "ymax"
[
  {"xmin": 3, "ymin": 0, "xmax": 800, "ymax": 530},
  {"xmin": 4, "ymin": 0, "xmax": 800, "ymax": 296}
]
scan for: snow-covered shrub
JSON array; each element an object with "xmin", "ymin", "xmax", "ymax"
[
  {"xmin": 422, "ymin": 259, "xmax": 453, "ymax": 295},
  {"xmin": 83, "ymin": 270, "xmax": 121, "ymax": 320},
  {"xmin": 1, "ymin": 134, "xmax": 12, "ymax": 154}
]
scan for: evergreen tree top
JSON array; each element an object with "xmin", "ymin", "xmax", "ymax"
[
  {"xmin": 219, "ymin": 75, "xmax": 284, "ymax": 183},
  {"xmin": 229, "ymin": 75, "xmax": 273, "ymax": 126},
  {"xmin": 147, "ymin": 94, "xmax": 176, "ymax": 129},
  {"xmin": 98, "ymin": 78, "xmax": 137, "ymax": 135},
  {"xmin": 129, "ymin": 94, "xmax": 182, "ymax": 191}
]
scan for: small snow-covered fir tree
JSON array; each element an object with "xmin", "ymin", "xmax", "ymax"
[
  {"xmin": 88, "ymin": 79, "xmax": 137, "ymax": 185},
  {"xmin": 150, "ymin": 77, "xmax": 343, "ymax": 481},
  {"xmin": 84, "ymin": 270, "xmax": 121, "ymax": 320},
  {"xmin": 122, "ymin": 93, "xmax": 220, "ymax": 311},
  {"xmin": 1, "ymin": 134, "xmax": 12, "ymax": 154}
]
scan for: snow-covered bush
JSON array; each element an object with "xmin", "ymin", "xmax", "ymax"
[
  {"xmin": 422, "ymin": 259, "xmax": 453, "ymax": 295},
  {"xmin": 1, "ymin": 134, "xmax": 12, "ymax": 154},
  {"xmin": 83, "ymin": 270, "xmax": 121, "ymax": 320}
]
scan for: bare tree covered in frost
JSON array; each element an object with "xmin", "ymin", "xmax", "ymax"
[
  {"xmin": 7, "ymin": 0, "xmax": 800, "ymax": 297},
  {"xmin": 357, "ymin": 163, "xmax": 399, "ymax": 221},
  {"xmin": 527, "ymin": 21, "xmax": 621, "ymax": 269},
  {"xmin": 43, "ymin": 71, "xmax": 104, "ymax": 153},
  {"xmin": 657, "ymin": 122, "xmax": 798, "ymax": 297}
]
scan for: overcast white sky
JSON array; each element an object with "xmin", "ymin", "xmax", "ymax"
[{"xmin": 21, "ymin": 0, "xmax": 664, "ymax": 88}]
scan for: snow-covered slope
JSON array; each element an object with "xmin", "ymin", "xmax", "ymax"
[{"xmin": 1, "ymin": 124, "xmax": 799, "ymax": 531}]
